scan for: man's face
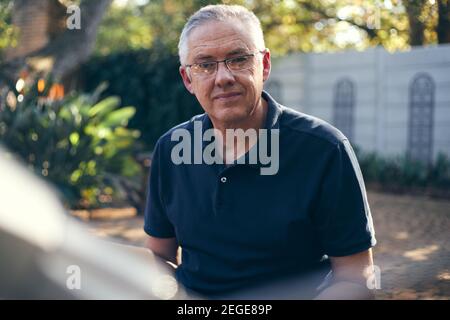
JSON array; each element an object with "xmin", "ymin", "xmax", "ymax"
[{"xmin": 180, "ymin": 20, "xmax": 271, "ymax": 125}]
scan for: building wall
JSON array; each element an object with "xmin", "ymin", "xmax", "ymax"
[
  {"xmin": 5, "ymin": 0, "xmax": 50, "ymax": 60},
  {"xmin": 265, "ymin": 44, "xmax": 450, "ymax": 163},
  {"xmin": 5, "ymin": 0, "xmax": 66, "ymax": 60}
]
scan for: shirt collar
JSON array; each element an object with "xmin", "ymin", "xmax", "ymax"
[
  {"xmin": 199, "ymin": 90, "xmax": 283, "ymax": 168},
  {"xmin": 261, "ymin": 90, "xmax": 282, "ymax": 131},
  {"xmin": 201, "ymin": 90, "xmax": 282, "ymax": 133}
]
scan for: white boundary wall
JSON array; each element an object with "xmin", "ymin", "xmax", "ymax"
[{"xmin": 265, "ymin": 44, "xmax": 450, "ymax": 162}]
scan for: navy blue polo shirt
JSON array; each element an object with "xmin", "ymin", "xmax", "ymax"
[{"xmin": 144, "ymin": 91, "xmax": 376, "ymax": 296}]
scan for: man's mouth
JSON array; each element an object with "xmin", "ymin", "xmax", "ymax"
[{"xmin": 213, "ymin": 92, "xmax": 242, "ymax": 101}]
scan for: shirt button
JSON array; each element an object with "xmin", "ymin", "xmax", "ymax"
[{"xmin": 220, "ymin": 177, "xmax": 227, "ymax": 183}]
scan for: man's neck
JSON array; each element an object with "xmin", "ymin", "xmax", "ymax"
[
  {"xmin": 210, "ymin": 97, "xmax": 268, "ymax": 164},
  {"xmin": 212, "ymin": 97, "xmax": 268, "ymax": 135}
]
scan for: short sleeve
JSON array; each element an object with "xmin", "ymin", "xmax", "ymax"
[
  {"xmin": 312, "ymin": 139, "xmax": 376, "ymax": 257},
  {"xmin": 143, "ymin": 140, "xmax": 176, "ymax": 238}
]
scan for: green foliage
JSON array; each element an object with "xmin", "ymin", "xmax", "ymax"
[
  {"xmin": 0, "ymin": 0, "xmax": 17, "ymax": 60},
  {"xmin": 94, "ymin": 0, "xmax": 424, "ymax": 58},
  {"xmin": 82, "ymin": 47, "xmax": 203, "ymax": 149},
  {"xmin": 355, "ymin": 147, "xmax": 450, "ymax": 192},
  {"xmin": 428, "ymin": 153, "xmax": 450, "ymax": 189},
  {"xmin": 377, "ymin": 156, "xmax": 428, "ymax": 187},
  {"xmin": 94, "ymin": 0, "xmax": 221, "ymax": 56},
  {"xmin": 95, "ymin": 3, "xmax": 154, "ymax": 56},
  {"xmin": 0, "ymin": 79, "xmax": 143, "ymax": 209}
]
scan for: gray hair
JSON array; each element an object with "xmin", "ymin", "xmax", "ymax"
[{"xmin": 178, "ymin": 4, "xmax": 266, "ymax": 65}]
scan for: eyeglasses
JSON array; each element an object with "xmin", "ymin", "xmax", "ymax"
[{"xmin": 185, "ymin": 50, "xmax": 266, "ymax": 77}]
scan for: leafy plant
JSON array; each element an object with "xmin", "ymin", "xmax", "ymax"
[{"xmin": 0, "ymin": 79, "xmax": 143, "ymax": 209}]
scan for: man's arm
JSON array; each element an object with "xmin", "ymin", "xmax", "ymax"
[
  {"xmin": 146, "ymin": 235, "xmax": 179, "ymax": 268},
  {"xmin": 315, "ymin": 249, "xmax": 375, "ymax": 299}
]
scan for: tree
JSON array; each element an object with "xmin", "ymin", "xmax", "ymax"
[
  {"xmin": 2, "ymin": 0, "xmax": 450, "ymax": 73},
  {"xmin": 400, "ymin": 0, "xmax": 450, "ymax": 46},
  {"xmin": 92, "ymin": 0, "xmax": 413, "ymax": 56},
  {"xmin": 437, "ymin": 0, "xmax": 450, "ymax": 43},
  {"xmin": 0, "ymin": 0, "xmax": 112, "ymax": 84}
]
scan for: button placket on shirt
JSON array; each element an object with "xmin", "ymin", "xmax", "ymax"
[
  {"xmin": 215, "ymin": 175, "xmax": 227, "ymax": 212},
  {"xmin": 214, "ymin": 165, "xmax": 234, "ymax": 216}
]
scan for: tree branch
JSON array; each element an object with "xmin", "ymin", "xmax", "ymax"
[{"xmin": 300, "ymin": 1, "xmax": 378, "ymax": 39}]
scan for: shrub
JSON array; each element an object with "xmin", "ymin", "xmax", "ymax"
[
  {"xmin": 428, "ymin": 153, "xmax": 450, "ymax": 189},
  {"xmin": 355, "ymin": 145, "xmax": 450, "ymax": 194},
  {"xmin": 0, "ymin": 80, "xmax": 143, "ymax": 209}
]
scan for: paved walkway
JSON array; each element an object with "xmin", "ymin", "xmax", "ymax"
[
  {"xmin": 75, "ymin": 190, "xmax": 450, "ymax": 299},
  {"xmin": 368, "ymin": 192, "xmax": 450, "ymax": 299}
]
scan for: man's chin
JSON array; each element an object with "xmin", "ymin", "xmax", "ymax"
[
  {"xmin": 210, "ymin": 104, "xmax": 246, "ymax": 120},
  {"xmin": 213, "ymin": 111, "xmax": 249, "ymax": 125}
]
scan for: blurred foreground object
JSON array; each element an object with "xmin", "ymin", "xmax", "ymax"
[
  {"xmin": 0, "ymin": 145, "xmax": 369, "ymax": 299},
  {"xmin": 0, "ymin": 146, "xmax": 189, "ymax": 299}
]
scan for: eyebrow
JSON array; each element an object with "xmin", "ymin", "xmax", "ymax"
[
  {"xmin": 193, "ymin": 54, "xmax": 214, "ymax": 62},
  {"xmin": 226, "ymin": 48, "xmax": 248, "ymax": 56},
  {"xmin": 193, "ymin": 48, "xmax": 250, "ymax": 62}
]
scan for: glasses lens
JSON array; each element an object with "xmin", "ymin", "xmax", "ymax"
[
  {"xmin": 227, "ymin": 55, "xmax": 253, "ymax": 71},
  {"xmin": 192, "ymin": 62, "xmax": 216, "ymax": 75}
]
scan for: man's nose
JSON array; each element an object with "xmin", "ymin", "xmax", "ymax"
[{"xmin": 214, "ymin": 61, "xmax": 235, "ymax": 87}]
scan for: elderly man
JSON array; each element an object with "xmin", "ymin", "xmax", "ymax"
[{"xmin": 144, "ymin": 4, "xmax": 377, "ymax": 299}]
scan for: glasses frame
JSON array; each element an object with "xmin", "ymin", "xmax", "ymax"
[{"xmin": 185, "ymin": 50, "xmax": 267, "ymax": 77}]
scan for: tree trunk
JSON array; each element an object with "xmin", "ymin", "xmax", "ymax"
[
  {"xmin": 437, "ymin": 0, "xmax": 450, "ymax": 43},
  {"xmin": 0, "ymin": 0, "xmax": 112, "ymax": 84},
  {"xmin": 405, "ymin": 1, "xmax": 426, "ymax": 46}
]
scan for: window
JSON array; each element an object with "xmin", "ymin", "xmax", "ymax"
[
  {"xmin": 408, "ymin": 73, "xmax": 435, "ymax": 165},
  {"xmin": 333, "ymin": 78, "xmax": 355, "ymax": 141}
]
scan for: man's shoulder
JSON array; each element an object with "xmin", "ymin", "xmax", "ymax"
[{"xmin": 278, "ymin": 105, "xmax": 347, "ymax": 147}]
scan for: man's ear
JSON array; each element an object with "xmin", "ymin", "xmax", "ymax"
[
  {"xmin": 180, "ymin": 66, "xmax": 194, "ymax": 94},
  {"xmin": 262, "ymin": 49, "xmax": 271, "ymax": 82}
]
